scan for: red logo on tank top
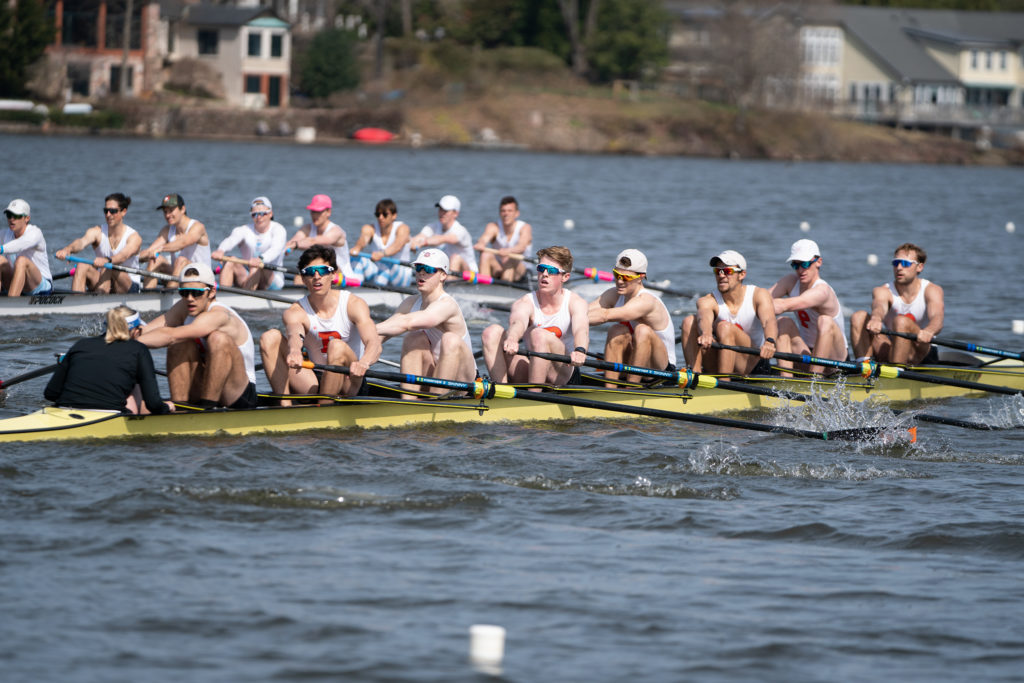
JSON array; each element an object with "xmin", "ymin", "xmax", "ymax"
[
  {"xmin": 542, "ymin": 326, "xmax": 563, "ymax": 338},
  {"xmin": 318, "ymin": 331, "xmax": 341, "ymax": 353}
]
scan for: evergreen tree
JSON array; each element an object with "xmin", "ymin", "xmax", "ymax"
[
  {"xmin": 296, "ymin": 28, "xmax": 361, "ymax": 99},
  {"xmin": 0, "ymin": 0, "xmax": 55, "ymax": 97}
]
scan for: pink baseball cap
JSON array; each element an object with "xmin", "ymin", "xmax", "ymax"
[{"xmin": 306, "ymin": 194, "xmax": 332, "ymax": 211}]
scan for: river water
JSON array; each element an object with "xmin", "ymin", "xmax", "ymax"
[{"xmin": 2, "ymin": 133, "xmax": 1024, "ymax": 681}]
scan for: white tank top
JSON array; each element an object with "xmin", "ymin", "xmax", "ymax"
[
  {"xmin": 419, "ymin": 220, "xmax": 478, "ymax": 272},
  {"xmin": 885, "ymin": 279, "xmax": 931, "ymax": 328},
  {"xmin": 614, "ymin": 293, "xmax": 677, "ymax": 366},
  {"xmin": 713, "ymin": 285, "xmax": 764, "ymax": 347},
  {"xmin": 184, "ymin": 301, "xmax": 256, "ymax": 383},
  {"xmin": 786, "ymin": 278, "xmax": 848, "ymax": 354},
  {"xmin": 494, "ymin": 219, "xmax": 534, "ymax": 259},
  {"xmin": 313, "ymin": 220, "xmax": 355, "ymax": 278},
  {"xmin": 526, "ymin": 291, "xmax": 575, "ymax": 352},
  {"xmin": 97, "ymin": 225, "xmax": 141, "ymax": 285},
  {"xmin": 169, "ymin": 218, "xmax": 211, "ymax": 267},
  {"xmin": 299, "ymin": 291, "xmax": 364, "ymax": 365},
  {"xmin": 409, "ymin": 292, "xmax": 473, "ymax": 360},
  {"xmin": 370, "ymin": 220, "xmax": 412, "ymax": 263}
]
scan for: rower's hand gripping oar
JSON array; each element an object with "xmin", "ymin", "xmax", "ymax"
[
  {"xmin": 302, "ymin": 361, "xmax": 883, "ymax": 442},
  {"xmin": 712, "ymin": 341, "xmax": 1024, "ymax": 397},
  {"xmin": 881, "ymin": 328, "xmax": 1024, "ymax": 362}
]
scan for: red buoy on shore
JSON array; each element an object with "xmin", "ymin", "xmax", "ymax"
[{"xmin": 351, "ymin": 127, "xmax": 394, "ymax": 143}]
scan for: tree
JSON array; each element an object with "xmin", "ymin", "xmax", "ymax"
[
  {"xmin": 0, "ymin": 0, "xmax": 55, "ymax": 97},
  {"xmin": 586, "ymin": 0, "xmax": 669, "ymax": 82},
  {"xmin": 296, "ymin": 28, "xmax": 361, "ymax": 98},
  {"xmin": 558, "ymin": 0, "xmax": 600, "ymax": 77}
]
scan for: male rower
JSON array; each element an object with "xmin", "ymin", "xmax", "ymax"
[
  {"xmin": 680, "ymin": 250, "xmax": 777, "ymax": 375},
  {"xmin": 474, "ymin": 195, "xmax": 533, "ymax": 281},
  {"xmin": 481, "ymin": 245, "xmax": 589, "ymax": 388},
  {"xmin": 375, "ymin": 249, "xmax": 476, "ymax": 397},
  {"xmin": 769, "ymin": 239, "xmax": 848, "ymax": 375},
  {"xmin": 137, "ymin": 262, "xmax": 257, "ymax": 409},
  {"xmin": 850, "ymin": 243, "xmax": 944, "ymax": 365},
  {"xmin": 138, "ymin": 193, "xmax": 211, "ymax": 289},
  {"xmin": 588, "ymin": 249, "xmax": 677, "ymax": 386},
  {"xmin": 349, "ymin": 198, "xmax": 413, "ymax": 287},
  {"xmin": 260, "ymin": 245, "xmax": 381, "ymax": 403},
  {"xmin": 212, "ymin": 196, "xmax": 287, "ymax": 290},
  {"xmin": 285, "ymin": 193, "xmax": 356, "ymax": 281},
  {"xmin": 1, "ymin": 198, "xmax": 52, "ymax": 296},
  {"xmin": 55, "ymin": 192, "xmax": 142, "ymax": 293},
  {"xmin": 409, "ymin": 194, "xmax": 478, "ymax": 273}
]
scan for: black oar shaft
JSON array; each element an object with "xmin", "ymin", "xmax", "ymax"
[
  {"xmin": 0, "ymin": 363, "xmax": 59, "ymax": 390},
  {"xmin": 882, "ymin": 328, "xmax": 1023, "ymax": 361}
]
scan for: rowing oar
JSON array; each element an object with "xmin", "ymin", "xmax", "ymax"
[
  {"xmin": 214, "ymin": 254, "xmax": 413, "ymax": 295},
  {"xmin": 302, "ymin": 361, "xmax": 880, "ymax": 441},
  {"xmin": 481, "ymin": 247, "xmax": 695, "ymax": 298},
  {"xmin": 53, "ymin": 269, "xmax": 74, "ymax": 280},
  {"xmin": 215, "ymin": 253, "xmax": 300, "ymax": 276},
  {"xmin": 65, "ymin": 255, "xmax": 296, "ymax": 304},
  {"xmin": 882, "ymin": 328, "xmax": 1023, "ymax": 362},
  {"xmin": 711, "ymin": 341, "xmax": 1024, "ymax": 397},
  {"xmin": 355, "ymin": 252, "xmax": 532, "ymax": 291},
  {"xmin": 0, "ymin": 363, "xmax": 59, "ymax": 391},
  {"xmin": 524, "ymin": 350, "xmax": 991, "ymax": 432}
]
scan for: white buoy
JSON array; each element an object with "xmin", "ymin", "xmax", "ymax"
[
  {"xmin": 1007, "ymin": 221, "xmax": 1016, "ymax": 234},
  {"xmin": 293, "ymin": 216, "xmax": 304, "ymax": 228},
  {"xmin": 1013, "ymin": 320, "xmax": 1024, "ymax": 335},
  {"xmin": 563, "ymin": 219, "xmax": 575, "ymax": 231},
  {"xmin": 799, "ymin": 221, "xmax": 810, "ymax": 232},
  {"xmin": 469, "ymin": 624, "xmax": 505, "ymax": 667},
  {"xmin": 867, "ymin": 254, "xmax": 878, "ymax": 266}
]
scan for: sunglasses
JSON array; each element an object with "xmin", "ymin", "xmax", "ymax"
[
  {"xmin": 4, "ymin": 211, "xmax": 26, "ymax": 219},
  {"xmin": 414, "ymin": 263, "xmax": 441, "ymax": 274},
  {"xmin": 300, "ymin": 265, "xmax": 335, "ymax": 277},
  {"xmin": 612, "ymin": 268, "xmax": 643, "ymax": 281},
  {"xmin": 536, "ymin": 264, "xmax": 567, "ymax": 275},
  {"xmin": 713, "ymin": 266, "xmax": 742, "ymax": 276},
  {"xmin": 375, "ymin": 211, "xmax": 390, "ymax": 218},
  {"xmin": 103, "ymin": 207, "xmax": 121, "ymax": 214},
  {"xmin": 251, "ymin": 211, "xmax": 271, "ymax": 218},
  {"xmin": 178, "ymin": 287, "xmax": 210, "ymax": 299},
  {"xmin": 790, "ymin": 258, "xmax": 818, "ymax": 270},
  {"xmin": 892, "ymin": 258, "xmax": 918, "ymax": 268}
]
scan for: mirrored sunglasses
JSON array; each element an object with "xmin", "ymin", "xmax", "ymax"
[
  {"xmin": 612, "ymin": 268, "xmax": 643, "ymax": 281},
  {"xmin": 790, "ymin": 258, "xmax": 818, "ymax": 270},
  {"xmin": 251, "ymin": 211, "xmax": 271, "ymax": 218},
  {"xmin": 414, "ymin": 263, "xmax": 440, "ymax": 274},
  {"xmin": 178, "ymin": 287, "xmax": 210, "ymax": 299},
  {"xmin": 300, "ymin": 265, "xmax": 336, "ymax": 277},
  {"xmin": 892, "ymin": 258, "xmax": 918, "ymax": 268},
  {"xmin": 713, "ymin": 266, "xmax": 742, "ymax": 277},
  {"xmin": 536, "ymin": 264, "xmax": 566, "ymax": 275}
]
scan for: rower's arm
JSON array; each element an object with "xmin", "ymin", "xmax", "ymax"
[
  {"xmin": 568, "ymin": 293, "xmax": 590, "ymax": 362},
  {"xmin": 920, "ymin": 283, "xmax": 945, "ymax": 342},
  {"xmin": 381, "ymin": 223, "xmax": 410, "ymax": 257},
  {"xmin": 109, "ymin": 231, "xmax": 143, "ymax": 266},
  {"xmin": 349, "ymin": 296, "xmax": 383, "ymax": 368},
  {"xmin": 282, "ymin": 304, "xmax": 309, "ymax": 362},
  {"xmin": 694, "ymin": 295, "xmax": 718, "ymax": 347},
  {"xmin": 138, "ymin": 307, "xmax": 229, "ymax": 348},
  {"xmin": 139, "ymin": 227, "xmax": 170, "ymax": 260},
  {"xmin": 376, "ymin": 298, "xmax": 451, "ymax": 337},
  {"xmin": 348, "ymin": 225, "xmax": 374, "ymax": 255},
  {"xmin": 865, "ymin": 285, "xmax": 892, "ymax": 333},
  {"xmin": 286, "ymin": 227, "xmax": 311, "ymax": 252},
  {"xmin": 773, "ymin": 283, "xmax": 829, "ymax": 314},
  {"xmin": 259, "ymin": 224, "xmax": 288, "ymax": 265},
  {"xmin": 56, "ymin": 227, "xmax": 100, "ymax": 259},
  {"xmin": 160, "ymin": 221, "xmax": 205, "ymax": 253},
  {"xmin": 592, "ymin": 291, "xmax": 652, "ymax": 325},
  {"xmin": 473, "ymin": 223, "xmax": 499, "ymax": 251},
  {"xmin": 752, "ymin": 287, "xmax": 779, "ymax": 357},
  {"xmin": 507, "ymin": 222, "xmax": 532, "ymax": 254},
  {"xmin": 504, "ymin": 297, "xmax": 533, "ymax": 346},
  {"xmin": 215, "ymin": 226, "xmax": 247, "ymax": 256}
]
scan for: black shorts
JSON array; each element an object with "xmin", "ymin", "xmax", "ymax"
[{"xmin": 229, "ymin": 382, "xmax": 258, "ymax": 410}]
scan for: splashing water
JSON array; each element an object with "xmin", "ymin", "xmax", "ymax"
[{"xmin": 967, "ymin": 394, "xmax": 1024, "ymax": 429}]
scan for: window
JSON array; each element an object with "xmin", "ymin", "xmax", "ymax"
[
  {"xmin": 271, "ymin": 34, "xmax": 283, "ymax": 58},
  {"xmin": 110, "ymin": 64, "xmax": 133, "ymax": 94},
  {"xmin": 1000, "ymin": 50, "xmax": 1007, "ymax": 69},
  {"xmin": 971, "ymin": 49, "xmax": 978, "ymax": 68},
  {"xmin": 245, "ymin": 75, "xmax": 261, "ymax": 93},
  {"xmin": 248, "ymin": 32, "xmax": 261, "ymax": 57},
  {"xmin": 198, "ymin": 29, "xmax": 218, "ymax": 55},
  {"xmin": 985, "ymin": 50, "xmax": 992, "ymax": 69}
]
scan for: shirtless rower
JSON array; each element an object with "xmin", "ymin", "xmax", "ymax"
[
  {"xmin": 138, "ymin": 193, "xmax": 211, "ymax": 289},
  {"xmin": 769, "ymin": 239, "xmax": 848, "ymax": 375},
  {"xmin": 212, "ymin": 196, "xmax": 287, "ymax": 290},
  {"xmin": 285, "ymin": 194, "xmax": 356, "ymax": 281},
  {"xmin": 55, "ymin": 193, "xmax": 143, "ymax": 293},
  {"xmin": 1, "ymin": 198, "xmax": 52, "ymax": 297},
  {"xmin": 850, "ymin": 243, "xmax": 944, "ymax": 365},
  {"xmin": 260, "ymin": 245, "xmax": 381, "ymax": 404},
  {"xmin": 481, "ymin": 245, "xmax": 589, "ymax": 388},
  {"xmin": 349, "ymin": 198, "xmax": 413, "ymax": 287},
  {"xmin": 474, "ymin": 195, "xmax": 533, "ymax": 281},
  {"xmin": 589, "ymin": 249, "xmax": 677, "ymax": 386},
  {"xmin": 375, "ymin": 249, "xmax": 476, "ymax": 397},
  {"xmin": 137, "ymin": 262, "xmax": 257, "ymax": 409},
  {"xmin": 409, "ymin": 194, "xmax": 479, "ymax": 273},
  {"xmin": 680, "ymin": 250, "xmax": 777, "ymax": 375}
]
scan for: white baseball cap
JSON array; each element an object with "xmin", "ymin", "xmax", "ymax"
[
  {"xmin": 786, "ymin": 239, "xmax": 820, "ymax": 263},
  {"xmin": 413, "ymin": 249, "xmax": 450, "ymax": 273},
  {"xmin": 179, "ymin": 262, "xmax": 217, "ymax": 287},
  {"xmin": 710, "ymin": 250, "xmax": 746, "ymax": 271},
  {"xmin": 615, "ymin": 248, "xmax": 648, "ymax": 274},
  {"xmin": 5, "ymin": 198, "xmax": 30, "ymax": 216},
  {"xmin": 250, "ymin": 196, "xmax": 273, "ymax": 212},
  {"xmin": 436, "ymin": 195, "xmax": 460, "ymax": 212}
]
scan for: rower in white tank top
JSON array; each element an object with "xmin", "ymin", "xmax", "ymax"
[
  {"xmin": 712, "ymin": 285, "xmax": 765, "ymax": 347},
  {"xmin": 97, "ymin": 224, "xmax": 141, "ymax": 286},
  {"xmin": 615, "ymin": 294, "xmax": 678, "ymax": 367},
  {"xmin": 168, "ymin": 218, "xmax": 212, "ymax": 267},
  {"xmin": 408, "ymin": 292, "xmax": 473, "ymax": 360},
  {"xmin": 884, "ymin": 278, "xmax": 931, "ymax": 328},
  {"xmin": 298, "ymin": 290, "xmax": 365, "ymax": 365},
  {"xmin": 493, "ymin": 219, "xmax": 534, "ymax": 259},
  {"xmin": 370, "ymin": 220, "xmax": 412, "ymax": 263},
  {"xmin": 525, "ymin": 291, "xmax": 575, "ymax": 352},
  {"xmin": 418, "ymin": 220, "xmax": 478, "ymax": 272},
  {"xmin": 184, "ymin": 301, "xmax": 256, "ymax": 383},
  {"xmin": 312, "ymin": 219, "xmax": 356, "ymax": 279},
  {"xmin": 787, "ymin": 278, "xmax": 848, "ymax": 355}
]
